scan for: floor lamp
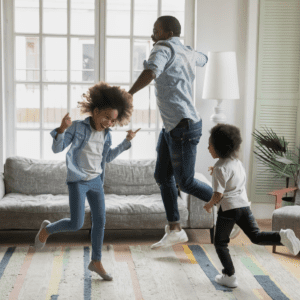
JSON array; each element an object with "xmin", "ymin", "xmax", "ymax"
[{"xmin": 202, "ymin": 51, "xmax": 240, "ymax": 124}]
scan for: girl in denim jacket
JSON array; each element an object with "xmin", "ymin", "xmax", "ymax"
[{"xmin": 35, "ymin": 82, "xmax": 139, "ymax": 280}]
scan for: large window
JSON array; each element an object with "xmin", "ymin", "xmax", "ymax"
[{"xmin": 4, "ymin": 0, "xmax": 194, "ymax": 161}]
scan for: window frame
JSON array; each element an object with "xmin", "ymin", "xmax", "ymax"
[{"xmin": 3, "ymin": 0, "xmax": 196, "ymax": 160}]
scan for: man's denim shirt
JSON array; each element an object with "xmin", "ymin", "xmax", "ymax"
[
  {"xmin": 143, "ymin": 37, "xmax": 208, "ymax": 132},
  {"xmin": 50, "ymin": 116, "xmax": 131, "ymax": 185}
]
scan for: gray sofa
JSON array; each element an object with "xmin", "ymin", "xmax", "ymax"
[
  {"xmin": 0, "ymin": 156, "xmax": 216, "ymax": 243},
  {"xmin": 272, "ymin": 187, "xmax": 300, "ymax": 253}
]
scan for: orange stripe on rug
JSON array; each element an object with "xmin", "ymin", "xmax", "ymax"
[
  {"xmin": 172, "ymin": 244, "xmax": 195, "ymax": 264},
  {"xmin": 252, "ymin": 288, "xmax": 273, "ymax": 300},
  {"xmin": 172, "ymin": 244, "xmax": 198, "ymax": 264},
  {"xmin": 113, "ymin": 245, "xmax": 144, "ymax": 300},
  {"xmin": 8, "ymin": 246, "xmax": 35, "ymax": 300}
]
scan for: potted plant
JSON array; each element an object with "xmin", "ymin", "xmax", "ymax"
[{"xmin": 252, "ymin": 127, "xmax": 300, "ymax": 206}]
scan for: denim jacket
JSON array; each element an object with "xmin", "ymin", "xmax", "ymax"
[{"xmin": 50, "ymin": 116, "xmax": 131, "ymax": 185}]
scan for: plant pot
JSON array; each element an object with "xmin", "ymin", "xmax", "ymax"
[{"xmin": 282, "ymin": 197, "xmax": 294, "ymax": 207}]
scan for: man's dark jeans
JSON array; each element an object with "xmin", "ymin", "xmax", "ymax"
[
  {"xmin": 215, "ymin": 206, "xmax": 282, "ymax": 276},
  {"xmin": 154, "ymin": 118, "xmax": 213, "ymax": 223}
]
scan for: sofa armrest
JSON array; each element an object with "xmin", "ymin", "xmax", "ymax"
[
  {"xmin": 188, "ymin": 172, "xmax": 216, "ymax": 228},
  {"xmin": 0, "ymin": 172, "xmax": 5, "ymax": 200}
]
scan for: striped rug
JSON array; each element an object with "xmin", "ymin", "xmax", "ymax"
[{"xmin": 0, "ymin": 243, "xmax": 299, "ymax": 300}]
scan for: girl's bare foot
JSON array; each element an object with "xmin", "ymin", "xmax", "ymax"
[
  {"xmin": 39, "ymin": 228, "xmax": 49, "ymax": 243},
  {"xmin": 93, "ymin": 261, "xmax": 107, "ymax": 274}
]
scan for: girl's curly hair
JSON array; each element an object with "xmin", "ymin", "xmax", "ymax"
[
  {"xmin": 77, "ymin": 81, "xmax": 133, "ymax": 127},
  {"xmin": 209, "ymin": 123, "xmax": 242, "ymax": 159}
]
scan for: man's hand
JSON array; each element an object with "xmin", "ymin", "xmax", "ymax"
[{"xmin": 126, "ymin": 128, "xmax": 141, "ymax": 141}]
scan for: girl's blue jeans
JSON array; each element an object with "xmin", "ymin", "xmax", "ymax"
[
  {"xmin": 45, "ymin": 175, "xmax": 105, "ymax": 262},
  {"xmin": 154, "ymin": 119, "xmax": 213, "ymax": 223}
]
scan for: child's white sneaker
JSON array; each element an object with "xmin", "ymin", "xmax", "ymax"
[
  {"xmin": 215, "ymin": 273, "xmax": 238, "ymax": 288},
  {"xmin": 279, "ymin": 229, "xmax": 300, "ymax": 255},
  {"xmin": 151, "ymin": 225, "xmax": 188, "ymax": 249}
]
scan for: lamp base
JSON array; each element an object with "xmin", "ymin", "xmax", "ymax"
[{"xmin": 210, "ymin": 99, "xmax": 227, "ymax": 124}]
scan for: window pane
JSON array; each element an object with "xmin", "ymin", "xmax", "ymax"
[
  {"xmin": 134, "ymin": 0, "xmax": 157, "ymax": 36},
  {"xmin": 17, "ymin": 131, "xmax": 40, "ymax": 159},
  {"xmin": 15, "ymin": 0, "xmax": 39, "ymax": 33},
  {"xmin": 110, "ymin": 132, "xmax": 130, "ymax": 159},
  {"xmin": 71, "ymin": 85, "xmax": 91, "ymax": 121},
  {"xmin": 71, "ymin": 0, "xmax": 95, "ymax": 35},
  {"xmin": 132, "ymin": 86, "xmax": 157, "ymax": 129},
  {"xmin": 107, "ymin": 0, "xmax": 130, "ymax": 36},
  {"xmin": 43, "ymin": 37, "xmax": 67, "ymax": 82},
  {"xmin": 133, "ymin": 39, "xmax": 153, "ymax": 82},
  {"xmin": 71, "ymin": 38, "xmax": 95, "ymax": 82},
  {"xmin": 106, "ymin": 39, "xmax": 130, "ymax": 83},
  {"xmin": 16, "ymin": 84, "xmax": 40, "ymax": 128},
  {"xmin": 43, "ymin": 85, "xmax": 67, "ymax": 129},
  {"xmin": 43, "ymin": 0, "xmax": 67, "ymax": 34},
  {"xmin": 131, "ymin": 131, "xmax": 156, "ymax": 159},
  {"xmin": 44, "ymin": 130, "xmax": 70, "ymax": 161},
  {"xmin": 16, "ymin": 36, "xmax": 40, "ymax": 81},
  {"xmin": 162, "ymin": 0, "xmax": 185, "ymax": 34}
]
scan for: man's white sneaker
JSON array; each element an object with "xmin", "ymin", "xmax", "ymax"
[
  {"xmin": 151, "ymin": 225, "xmax": 188, "ymax": 249},
  {"xmin": 229, "ymin": 224, "xmax": 241, "ymax": 239},
  {"xmin": 215, "ymin": 273, "xmax": 238, "ymax": 288},
  {"xmin": 280, "ymin": 229, "xmax": 300, "ymax": 255}
]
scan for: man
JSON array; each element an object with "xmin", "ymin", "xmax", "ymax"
[{"xmin": 128, "ymin": 16, "xmax": 213, "ymax": 248}]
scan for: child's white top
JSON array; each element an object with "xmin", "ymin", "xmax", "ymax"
[
  {"xmin": 77, "ymin": 125, "xmax": 105, "ymax": 181},
  {"xmin": 212, "ymin": 157, "xmax": 250, "ymax": 212}
]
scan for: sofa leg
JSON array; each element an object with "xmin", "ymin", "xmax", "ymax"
[
  {"xmin": 210, "ymin": 227, "xmax": 214, "ymax": 244},
  {"xmin": 272, "ymin": 245, "xmax": 276, "ymax": 253},
  {"xmin": 88, "ymin": 229, "xmax": 91, "ymax": 239}
]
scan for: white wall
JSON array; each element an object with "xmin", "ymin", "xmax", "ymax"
[
  {"xmin": 0, "ymin": 0, "xmax": 5, "ymax": 173},
  {"xmin": 194, "ymin": 0, "xmax": 274, "ymax": 219}
]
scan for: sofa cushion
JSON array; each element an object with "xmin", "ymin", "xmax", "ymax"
[
  {"xmin": 0, "ymin": 193, "xmax": 88, "ymax": 213},
  {"xmin": 104, "ymin": 159, "xmax": 160, "ymax": 195},
  {"xmin": 0, "ymin": 192, "xmax": 187, "ymax": 215},
  {"xmin": 105, "ymin": 193, "xmax": 187, "ymax": 214},
  {"xmin": 4, "ymin": 156, "xmax": 68, "ymax": 195}
]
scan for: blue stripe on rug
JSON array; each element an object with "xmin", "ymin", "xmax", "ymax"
[
  {"xmin": 0, "ymin": 247, "xmax": 16, "ymax": 279},
  {"xmin": 84, "ymin": 246, "xmax": 91, "ymax": 300},
  {"xmin": 188, "ymin": 245, "xmax": 232, "ymax": 292},
  {"xmin": 254, "ymin": 275, "xmax": 290, "ymax": 300}
]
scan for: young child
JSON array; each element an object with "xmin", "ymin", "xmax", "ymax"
[
  {"xmin": 204, "ymin": 123, "xmax": 300, "ymax": 288},
  {"xmin": 34, "ymin": 82, "xmax": 138, "ymax": 281}
]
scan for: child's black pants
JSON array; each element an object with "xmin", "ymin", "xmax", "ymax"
[{"xmin": 214, "ymin": 206, "xmax": 282, "ymax": 276}]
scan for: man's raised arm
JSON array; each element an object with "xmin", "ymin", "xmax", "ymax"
[{"xmin": 128, "ymin": 69, "xmax": 156, "ymax": 95}]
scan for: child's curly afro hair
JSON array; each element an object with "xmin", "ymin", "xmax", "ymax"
[
  {"xmin": 209, "ymin": 123, "xmax": 242, "ymax": 159},
  {"xmin": 77, "ymin": 81, "xmax": 133, "ymax": 127}
]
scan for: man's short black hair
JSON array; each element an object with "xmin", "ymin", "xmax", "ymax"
[{"xmin": 157, "ymin": 16, "xmax": 181, "ymax": 36}]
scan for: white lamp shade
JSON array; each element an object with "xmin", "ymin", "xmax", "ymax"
[{"xmin": 202, "ymin": 51, "xmax": 240, "ymax": 100}]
